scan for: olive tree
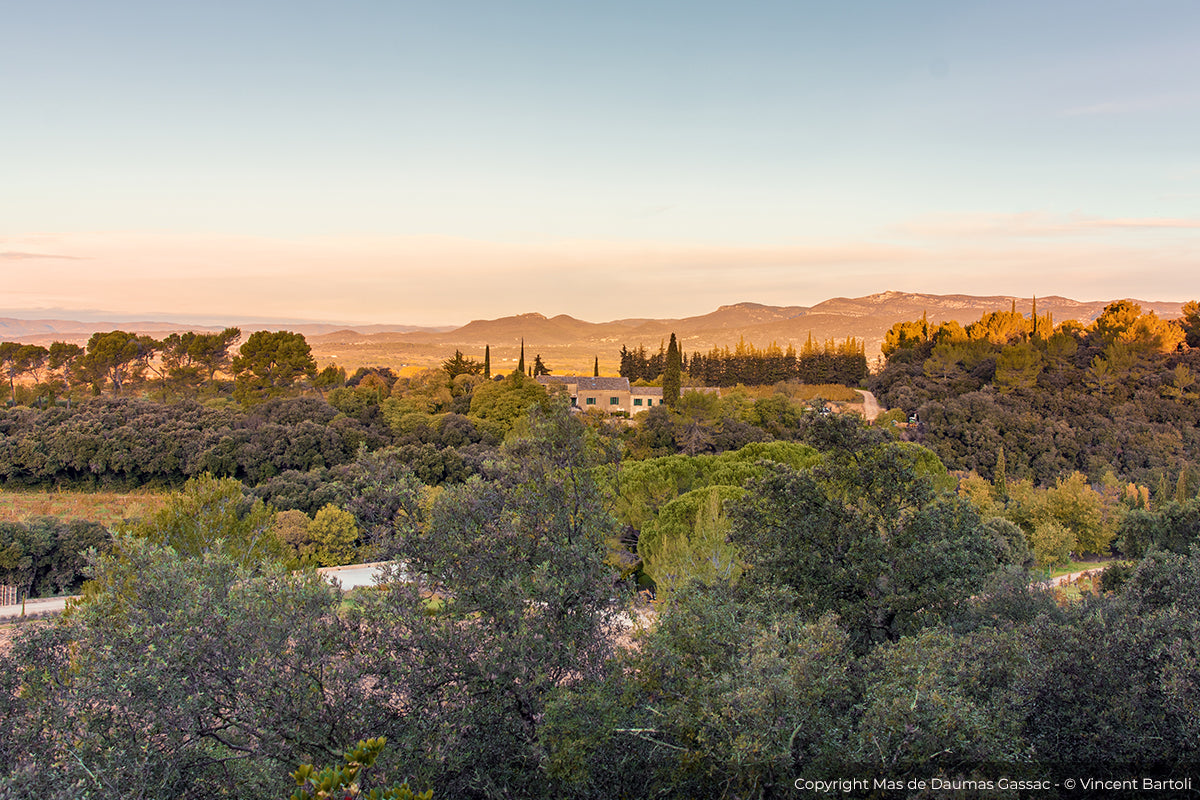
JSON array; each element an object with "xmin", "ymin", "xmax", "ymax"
[
  {"xmin": 0, "ymin": 538, "xmax": 369, "ymax": 798},
  {"xmin": 350, "ymin": 399, "xmax": 625, "ymax": 798}
]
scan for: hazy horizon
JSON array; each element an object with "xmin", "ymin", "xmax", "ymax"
[
  {"xmin": 0, "ymin": 289, "xmax": 1191, "ymax": 336},
  {"xmin": 5, "ymin": 2, "xmax": 1200, "ymax": 324}
]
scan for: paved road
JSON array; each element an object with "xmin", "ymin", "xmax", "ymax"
[
  {"xmin": 1, "ymin": 561, "xmax": 401, "ymax": 621},
  {"xmin": 1, "ymin": 560, "xmax": 1115, "ymax": 623},
  {"xmin": 315, "ymin": 561, "xmax": 403, "ymax": 590},
  {"xmin": 0, "ymin": 595, "xmax": 74, "ymax": 620}
]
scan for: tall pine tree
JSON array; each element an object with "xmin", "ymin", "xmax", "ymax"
[{"xmin": 663, "ymin": 332, "xmax": 682, "ymax": 408}]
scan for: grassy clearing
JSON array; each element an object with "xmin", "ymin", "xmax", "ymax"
[
  {"xmin": 1045, "ymin": 560, "xmax": 1134, "ymax": 604},
  {"xmin": 1048, "ymin": 559, "xmax": 1121, "ymax": 579},
  {"xmin": 1051, "ymin": 582, "xmax": 1092, "ymax": 603},
  {"xmin": 789, "ymin": 384, "xmax": 863, "ymax": 403},
  {"xmin": 705, "ymin": 383, "xmax": 863, "ymax": 403},
  {"xmin": 0, "ymin": 489, "xmax": 168, "ymax": 526}
]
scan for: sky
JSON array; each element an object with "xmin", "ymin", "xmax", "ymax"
[{"xmin": 3, "ymin": 0, "xmax": 1200, "ymax": 326}]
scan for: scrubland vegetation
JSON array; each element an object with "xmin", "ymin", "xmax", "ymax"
[{"xmin": 1, "ymin": 302, "xmax": 1199, "ymax": 798}]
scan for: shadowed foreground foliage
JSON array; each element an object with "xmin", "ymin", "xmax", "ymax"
[{"xmin": 1, "ymin": 410, "xmax": 1198, "ymax": 799}]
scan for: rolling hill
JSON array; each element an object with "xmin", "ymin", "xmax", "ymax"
[
  {"xmin": 303, "ymin": 293, "xmax": 1187, "ymax": 374},
  {"xmin": 1, "ymin": 293, "xmax": 1187, "ymax": 376}
]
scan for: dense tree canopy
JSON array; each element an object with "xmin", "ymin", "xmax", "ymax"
[
  {"xmin": 872, "ymin": 303, "xmax": 1200, "ymax": 490},
  {"xmin": 441, "ymin": 349, "xmax": 483, "ymax": 378},
  {"xmin": 0, "ymin": 343, "xmax": 48, "ymax": 405},
  {"xmin": 125, "ymin": 473, "xmax": 282, "ymax": 570},
  {"xmin": 0, "ymin": 539, "xmax": 362, "ymax": 797},
  {"xmin": 233, "ymin": 331, "xmax": 317, "ymax": 405},
  {"xmin": 3, "ymin": 314, "xmax": 1200, "ymax": 797},
  {"xmin": 620, "ymin": 336, "xmax": 868, "ymax": 387},
  {"xmin": 161, "ymin": 327, "xmax": 240, "ymax": 393},
  {"xmin": 727, "ymin": 436, "xmax": 1008, "ymax": 652},
  {"xmin": 79, "ymin": 330, "xmax": 157, "ymax": 395},
  {"xmin": 0, "ymin": 516, "xmax": 109, "ymax": 598}
]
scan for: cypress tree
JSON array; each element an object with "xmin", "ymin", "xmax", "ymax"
[
  {"xmin": 1176, "ymin": 468, "xmax": 1191, "ymax": 504},
  {"xmin": 484, "ymin": 345, "xmax": 491, "ymax": 379},
  {"xmin": 663, "ymin": 332, "xmax": 682, "ymax": 408},
  {"xmin": 994, "ymin": 446, "xmax": 1008, "ymax": 499},
  {"xmin": 518, "ymin": 338, "xmax": 525, "ymax": 375},
  {"xmin": 594, "ymin": 356, "xmax": 599, "ymax": 377}
]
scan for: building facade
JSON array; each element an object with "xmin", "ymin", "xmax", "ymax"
[{"xmin": 536, "ymin": 376, "xmax": 664, "ymax": 414}]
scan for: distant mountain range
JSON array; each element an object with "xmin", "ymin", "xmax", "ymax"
[
  {"xmin": 305, "ymin": 293, "xmax": 1186, "ymax": 363},
  {"xmin": 0, "ymin": 293, "xmax": 1187, "ymax": 371},
  {"xmin": 0, "ymin": 318, "xmax": 452, "ymax": 345}
]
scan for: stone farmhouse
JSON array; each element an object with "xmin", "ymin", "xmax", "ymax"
[{"xmin": 535, "ymin": 376, "xmax": 664, "ymax": 414}]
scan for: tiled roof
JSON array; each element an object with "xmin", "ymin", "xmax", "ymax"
[{"xmin": 537, "ymin": 375, "xmax": 631, "ymax": 391}]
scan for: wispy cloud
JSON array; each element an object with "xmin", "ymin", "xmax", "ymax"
[
  {"xmin": 1063, "ymin": 101, "xmax": 1141, "ymax": 117},
  {"xmin": 0, "ymin": 251, "xmax": 86, "ymax": 260},
  {"xmin": 897, "ymin": 212, "xmax": 1200, "ymax": 239},
  {"xmin": 1081, "ymin": 217, "xmax": 1200, "ymax": 230},
  {"xmin": 1062, "ymin": 93, "xmax": 1197, "ymax": 117}
]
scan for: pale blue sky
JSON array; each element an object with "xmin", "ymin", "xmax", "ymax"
[{"xmin": 3, "ymin": 1, "xmax": 1199, "ymax": 324}]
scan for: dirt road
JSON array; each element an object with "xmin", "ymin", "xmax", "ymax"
[
  {"xmin": 857, "ymin": 389, "xmax": 883, "ymax": 421},
  {"xmin": 1041, "ymin": 567, "xmax": 1108, "ymax": 589}
]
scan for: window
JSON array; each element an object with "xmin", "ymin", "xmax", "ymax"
[
  {"xmin": 633, "ymin": 398, "xmax": 643, "ymax": 406},
  {"xmin": 646, "ymin": 399, "xmax": 653, "ymax": 406},
  {"xmin": 585, "ymin": 397, "xmax": 596, "ymax": 405},
  {"xmin": 609, "ymin": 396, "xmax": 619, "ymax": 405}
]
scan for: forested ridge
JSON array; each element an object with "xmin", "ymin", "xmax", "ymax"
[
  {"xmin": 1, "ymin": 307, "xmax": 1199, "ymax": 798},
  {"xmin": 871, "ymin": 300, "xmax": 1200, "ymax": 489}
]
